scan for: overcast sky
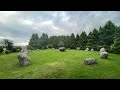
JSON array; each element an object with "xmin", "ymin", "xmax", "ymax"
[{"xmin": 0, "ymin": 11, "xmax": 120, "ymax": 46}]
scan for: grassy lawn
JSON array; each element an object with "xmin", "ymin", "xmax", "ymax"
[{"xmin": 0, "ymin": 49, "xmax": 120, "ymax": 79}]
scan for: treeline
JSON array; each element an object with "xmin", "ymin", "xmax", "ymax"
[
  {"xmin": 0, "ymin": 39, "xmax": 21, "ymax": 54},
  {"xmin": 28, "ymin": 20, "xmax": 120, "ymax": 54}
]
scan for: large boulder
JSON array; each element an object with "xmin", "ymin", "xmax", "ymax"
[
  {"xmin": 84, "ymin": 58, "xmax": 97, "ymax": 65},
  {"xmin": 85, "ymin": 48, "xmax": 89, "ymax": 51},
  {"xmin": 100, "ymin": 48, "xmax": 106, "ymax": 53},
  {"xmin": 100, "ymin": 52, "xmax": 108, "ymax": 59},
  {"xmin": 18, "ymin": 46, "xmax": 30, "ymax": 66},
  {"xmin": 59, "ymin": 47, "xmax": 66, "ymax": 51}
]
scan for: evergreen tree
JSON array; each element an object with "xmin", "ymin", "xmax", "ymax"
[
  {"xmin": 58, "ymin": 41, "xmax": 64, "ymax": 48},
  {"xmin": 76, "ymin": 34, "xmax": 80, "ymax": 47},
  {"xmin": 70, "ymin": 33, "xmax": 76, "ymax": 49},
  {"xmin": 79, "ymin": 31, "xmax": 87, "ymax": 50},
  {"xmin": 29, "ymin": 33, "xmax": 39, "ymax": 49}
]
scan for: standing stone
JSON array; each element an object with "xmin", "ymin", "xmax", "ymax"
[
  {"xmin": 21, "ymin": 46, "xmax": 28, "ymax": 53},
  {"xmin": 18, "ymin": 46, "xmax": 30, "ymax": 66},
  {"xmin": 91, "ymin": 48, "xmax": 94, "ymax": 51},
  {"xmin": 18, "ymin": 52, "xmax": 30, "ymax": 66},
  {"xmin": 85, "ymin": 48, "xmax": 89, "ymax": 51},
  {"xmin": 100, "ymin": 52, "xmax": 108, "ymax": 59},
  {"xmin": 100, "ymin": 48, "xmax": 106, "ymax": 53},
  {"xmin": 84, "ymin": 58, "xmax": 97, "ymax": 65}
]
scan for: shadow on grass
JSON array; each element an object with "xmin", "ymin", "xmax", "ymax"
[{"xmin": 16, "ymin": 63, "xmax": 31, "ymax": 67}]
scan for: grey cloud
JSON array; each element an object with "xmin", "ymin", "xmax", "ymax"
[{"xmin": 0, "ymin": 11, "xmax": 120, "ymax": 46}]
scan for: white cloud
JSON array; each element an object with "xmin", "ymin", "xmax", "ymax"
[{"xmin": 0, "ymin": 11, "xmax": 120, "ymax": 46}]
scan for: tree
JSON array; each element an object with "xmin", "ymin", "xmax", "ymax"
[
  {"xmin": 0, "ymin": 47, "xmax": 3, "ymax": 54},
  {"xmin": 111, "ymin": 26, "xmax": 120, "ymax": 54},
  {"xmin": 39, "ymin": 33, "xmax": 49, "ymax": 49},
  {"xmin": 99, "ymin": 20, "xmax": 116, "ymax": 46},
  {"xmin": 76, "ymin": 34, "xmax": 80, "ymax": 47},
  {"xmin": 98, "ymin": 20, "xmax": 116, "ymax": 52},
  {"xmin": 87, "ymin": 31, "xmax": 93, "ymax": 49},
  {"xmin": 58, "ymin": 41, "xmax": 64, "ymax": 48},
  {"xmin": 70, "ymin": 33, "xmax": 76, "ymax": 49},
  {"xmin": 29, "ymin": 33, "xmax": 39, "ymax": 49},
  {"xmin": 111, "ymin": 37, "xmax": 120, "ymax": 54},
  {"xmin": 3, "ymin": 39, "xmax": 13, "ymax": 52},
  {"xmin": 79, "ymin": 31, "xmax": 87, "ymax": 50},
  {"xmin": 92, "ymin": 29, "xmax": 99, "ymax": 50}
]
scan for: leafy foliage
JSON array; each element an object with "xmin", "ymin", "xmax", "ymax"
[{"xmin": 0, "ymin": 47, "xmax": 3, "ymax": 54}]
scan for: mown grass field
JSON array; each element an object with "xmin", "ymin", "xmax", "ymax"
[{"xmin": 0, "ymin": 49, "xmax": 120, "ymax": 79}]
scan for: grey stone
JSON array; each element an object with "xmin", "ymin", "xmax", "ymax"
[
  {"xmin": 85, "ymin": 48, "xmax": 89, "ymax": 51},
  {"xmin": 100, "ymin": 52, "xmax": 108, "ymax": 59},
  {"xmin": 59, "ymin": 47, "xmax": 66, "ymax": 51},
  {"xmin": 84, "ymin": 58, "xmax": 97, "ymax": 65},
  {"xmin": 18, "ymin": 52, "xmax": 30, "ymax": 66},
  {"xmin": 100, "ymin": 48, "xmax": 106, "ymax": 53},
  {"xmin": 18, "ymin": 46, "xmax": 30, "ymax": 66}
]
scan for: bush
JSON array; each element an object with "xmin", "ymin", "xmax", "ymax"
[
  {"xmin": 12, "ymin": 48, "xmax": 17, "ymax": 52},
  {"xmin": 110, "ymin": 44, "xmax": 120, "ymax": 54},
  {"xmin": 92, "ymin": 45, "xmax": 97, "ymax": 51},
  {"xmin": 0, "ymin": 47, "xmax": 3, "ymax": 54},
  {"xmin": 97, "ymin": 45, "xmax": 102, "ymax": 51},
  {"xmin": 58, "ymin": 41, "xmax": 64, "ymax": 48},
  {"xmin": 47, "ymin": 44, "xmax": 53, "ymax": 49},
  {"xmin": 111, "ymin": 37, "xmax": 120, "ymax": 54},
  {"xmin": 44, "ymin": 46, "xmax": 47, "ymax": 49},
  {"xmin": 103, "ymin": 45, "xmax": 110, "ymax": 52},
  {"xmin": 27, "ymin": 45, "xmax": 35, "ymax": 50},
  {"xmin": 41, "ymin": 47, "xmax": 44, "ymax": 50},
  {"xmin": 16, "ymin": 49, "xmax": 20, "ymax": 52},
  {"xmin": 86, "ymin": 46, "xmax": 91, "ymax": 50},
  {"xmin": 80, "ymin": 46, "xmax": 86, "ymax": 50},
  {"xmin": 5, "ymin": 50, "xmax": 10, "ymax": 54}
]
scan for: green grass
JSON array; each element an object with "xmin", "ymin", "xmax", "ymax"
[{"xmin": 0, "ymin": 49, "xmax": 120, "ymax": 79}]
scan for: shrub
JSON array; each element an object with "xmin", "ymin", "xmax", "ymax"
[
  {"xmin": 5, "ymin": 50, "xmax": 10, "ymax": 54},
  {"xmin": 111, "ymin": 37, "xmax": 120, "ymax": 54},
  {"xmin": 97, "ymin": 45, "xmax": 102, "ymax": 51},
  {"xmin": 47, "ymin": 44, "xmax": 53, "ymax": 49},
  {"xmin": 92, "ymin": 45, "xmax": 97, "ymax": 51},
  {"xmin": 41, "ymin": 47, "xmax": 44, "ymax": 50},
  {"xmin": 44, "ymin": 46, "xmax": 47, "ymax": 49},
  {"xmin": 58, "ymin": 41, "xmax": 64, "ymax": 48},
  {"xmin": 27, "ymin": 45, "xmax": 35, "ymax": 50},
  {"xmin": 103, "ymin": 45, "xmax": 110, "ymax": 52},
  {"xmin": 80, "ymin": 46, "xmax": 86, "ymax": 50},
  {"xmin": 16, "ymin": 49, "xmax": 20, "ymax": 52},
  {"xmin": 12, "ymin": 48, "xmax": 17, "ymax": 52},
  {"xmin": 0, "ymin": 47, "xmax": 3, "ymax": 54},
  {"xmin": 86, "ymin": 46, "xmax": 91, "ymax": 50}
]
